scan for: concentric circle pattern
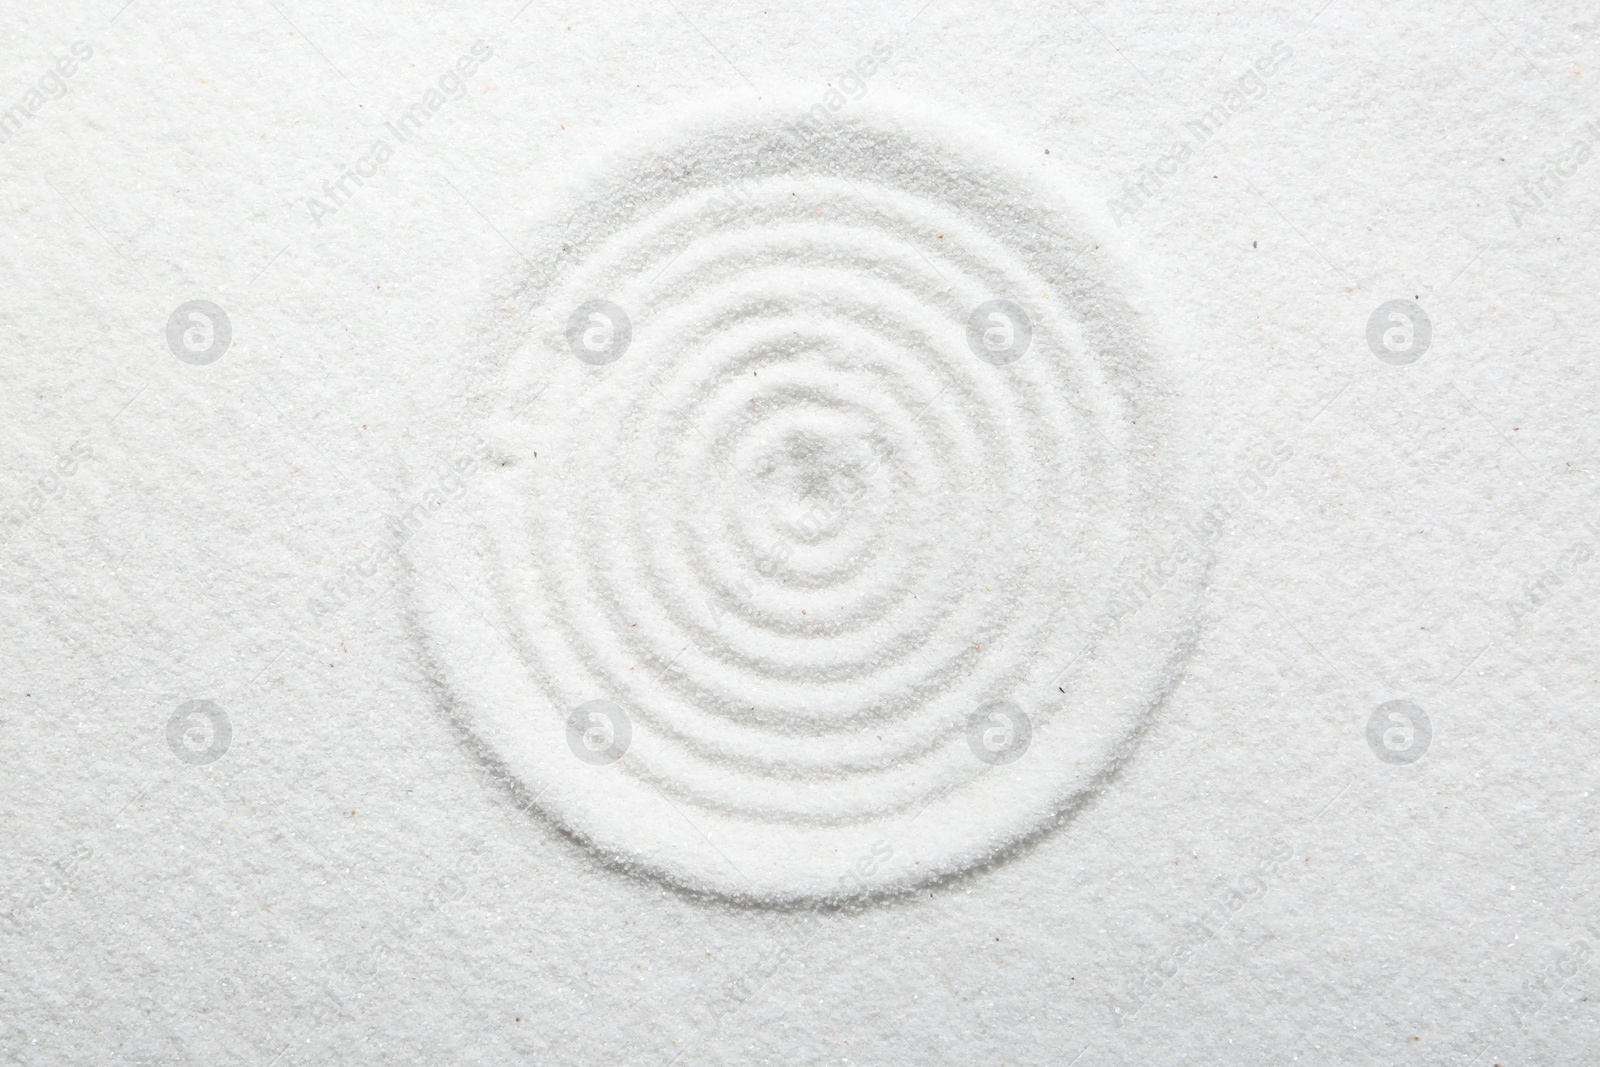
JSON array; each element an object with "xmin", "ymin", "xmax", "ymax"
[{"xmin": 408, "ymin": 99, "xmax": 1208, "ymax": 902}]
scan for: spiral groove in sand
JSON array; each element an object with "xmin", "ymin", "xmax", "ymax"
[{"xmin": 408, "ymin": 100, "xmax": 1206, "ymax": 901}]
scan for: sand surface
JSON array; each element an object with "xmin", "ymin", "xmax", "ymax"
[{"xmin": 3, "ymin": 3, "xmax": 1598, "ymax": 1064}]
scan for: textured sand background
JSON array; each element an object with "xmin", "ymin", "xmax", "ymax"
[{"xmin": 3, "ymin": 1, "xmax": 1599, "ymax": 1064}]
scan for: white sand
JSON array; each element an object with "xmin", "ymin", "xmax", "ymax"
[
  {"xmin": 408, "ymin": 97, "xmax": 1208, "ymax": 902},
  {"xmin": 3, "ymin": 2, "xmax": 1597, "ymax": 1064}
]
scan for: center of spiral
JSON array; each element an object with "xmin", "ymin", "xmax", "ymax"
[{"xmin": 750, "ymin": 424, "xmax": 884, "ymax": 544}]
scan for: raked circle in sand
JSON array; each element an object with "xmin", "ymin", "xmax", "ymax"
[{"xmin": 407, "ymin": 96, "xmax": 1208, "ymax": 903}]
